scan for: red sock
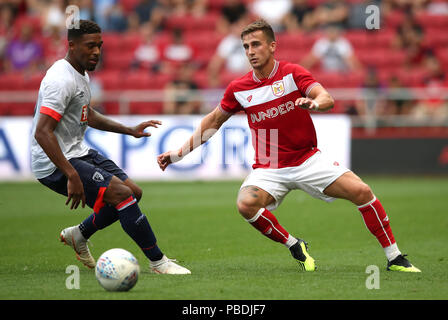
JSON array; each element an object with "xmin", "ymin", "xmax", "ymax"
[
  {"xmin": 358, "ymin": 197, "xmax": 395, "ymax": 248},
  {"xmin": 247, "ymin": 208, "xmax": 290, "ymax": 244}
]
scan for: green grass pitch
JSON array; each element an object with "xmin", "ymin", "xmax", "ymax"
[{"xmin": 0, "ymin": 177, "xmax": 447, "ymax": 300}]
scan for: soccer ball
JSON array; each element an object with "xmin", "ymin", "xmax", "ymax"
[{"xmin": 95, "ymin": 248, "xmax": 140, "ymax": 292}]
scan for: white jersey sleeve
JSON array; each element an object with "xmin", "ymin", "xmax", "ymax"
[
  {"xmin": 30, "ymin": 59, "xmax": 91, "ymax": 179},
  {"xmin": 40, "ymin": 76, "xmax": 74, "ymax": 121}
]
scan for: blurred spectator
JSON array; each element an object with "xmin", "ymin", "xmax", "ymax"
[
  {"xmin": 282, "ymin": 0, "xmax": 314, "ymax": 32},
  {"xmin": 426, "ymin": 0, "xmax": 448, "ymax": 15},
  {"xmin": 300, "ymin": 24, "xmax": 361, "ymax": 72},
  {"xmin": 43, "ymin": 24, "xmax": 67, "ymax": 68},
  {"xmin": 207, "ymin": 17, "xmax": 250, "ymax": 87},
  {"xmin": 392, "ymin": 14, "xmax": 433, "ymax": 68},
  {"xmin": 348, "ymin": 0, "xmax": 381, "ymax": 29},
  {"xmin": 131, "ymin": 24, "xmax": 162, "ymax": 72},
  {"xmin": 107, "ymin": 2, "xmax": 128, "ymax": 32},
  {"xmin": 131, "ymin": 0, "xmax": 165, "ymax": 29},
  {"xmin": 89, "ymin": 76, "xmax": 106, "ymax": 113},
  {"xmin": 382, "ymin": 0, "xmax": 428, "ymax": 16},
  {"xmin": 412, "ymin": 54, "xmax": 448, "ymax": 122},
  {"xmin": 67, "ymin": 0, "xmax": 94, "ymax": 21},
  {"xmin": 308, "ymin": 0, "xmax": 350, "ymax": 30},
  {"xmin": 249, "ymin": 0, "xmax": 292, "ymax": 32},
  {"xmin": 163, "ymin": 63, "xmax": 202, "ymax": 114},
  {"xmin": 160, "ymin": 27, "xmax": 197, "ymax": 74},
  {"xmin": 384, "ymin": 75, "xmax": 414, "ymax": 116},
  {"xmin": 348, "ymin": 68, "xmax": 385, "ymax": 116},
  {"xmin": 157, "ymin": 0, "xmax": 207, "ymax": 19},
  {"xmin": 0, "ymin": 4, "xmax": 15, "ymax": 71},
  {"xmin": 4, "ymin": 22, "xmax": 43, "ymax": 73},
  {"xmin": 92, "ymin": 0, "xmax": 127, "ymax": 31},
  {"xmin": 40, "ymin": 0, "xmax": 65, "ymax": 33},
  {"xmin": 92, "ymin": 0, "xmax": 115, "ymax": 30},
  {"xmin": 216, "ymin": 0, "xmax": 248, "ymax": 34}
]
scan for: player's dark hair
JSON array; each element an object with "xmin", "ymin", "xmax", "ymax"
[
  {"xmin": 67, "ymin": 19, "xmax": 101, "ymax": 41},
  {"xmin": 241, "ymin": 19, "xmax": 276, "ymax": 43}
]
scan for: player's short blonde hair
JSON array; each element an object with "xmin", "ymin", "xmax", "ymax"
[{"xmin": 240, "ymin": 19, "xmax": 276, "ymax": 43}]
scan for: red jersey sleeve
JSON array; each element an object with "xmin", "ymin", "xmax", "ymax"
[
  {"xmin": 219, "ymin": 81, "xmax": 244, "ymax": 114},
  {"xmin": 293, "ymin": 64, "xmax": 321, "ymax": 97}
]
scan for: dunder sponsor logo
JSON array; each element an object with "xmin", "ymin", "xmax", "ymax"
[{"xmin": 250, "ymin": 100, "xmax": 295, "ymax": 123}]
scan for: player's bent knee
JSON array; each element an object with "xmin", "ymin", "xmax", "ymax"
[
  {"xmin": 104, "ymin": 181, "xmax": 134, "ymax": 206},
  {"xmin": 236, "ymin": 197, "xmax": 262, "ymax": 219},
  {"xmin": 133, "ymin": 186, "xmax": 143, "ymax": 202},
  {"xmin": 354, "ymin": 183, "xmax": 374, "ymax": 205}
]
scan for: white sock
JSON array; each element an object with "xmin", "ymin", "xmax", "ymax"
[
  {"xmin": 284, "ymin": 234, "xmax": 298, "ymax": 248},
  {"xmin": 384, "ymin": 243, "xmax": 401, "ymax": 262}
]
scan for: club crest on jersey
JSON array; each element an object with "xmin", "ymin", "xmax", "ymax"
[
  {"xmin": 92, "ymin": 171, "xmax": 104, "ymax": 182},
  {"xmin": 271, "ymin": 80, "xmax": 285, "ymax": 97},
  {"xmin": 80, "ymin": 105, "xmax": 88, "ymax": 122}
]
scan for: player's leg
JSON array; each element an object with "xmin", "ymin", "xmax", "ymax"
[
  {"xmin": 237, "ymin": 171, "xmax": 315, "ymax": 271},
  {"xmin": 237, "ymin": 185, "xmax": 296, "ymax": 246},
  {"xmin": 78, "ymin": 150, "xmax": 142, "ymax": 240},
  {"xmin": 98, "ymin": 176, "xmax": 190, "ymax": 274},
  {"xmin": 323, "ymin": 171, "xmax": 420, "ymax": 272}
]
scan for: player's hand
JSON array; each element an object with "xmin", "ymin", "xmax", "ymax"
[
  {"xmin": 66, "ymin": 173, "xmax": 86, "ymax": 210},
  {"xmin": 130, "ymin": 120, "xmax": 162, "ymax": 138},
  {"xmin": 157, "ymin": 149, "xmax": 183, "ymax": 171},
  {"xmin": 295, "ymin": 97, "xmax": 319, "ymax": 111}
]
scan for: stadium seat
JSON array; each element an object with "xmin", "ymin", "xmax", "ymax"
[
  {"xmin": 102, "ymin": 51, "xmax": 135, "ymax": 70},
  {"xmin": 345, "ymin": 31, "xmax": 369, "ymax": 50},
  {"xmin": 23, "ymin": 73, "xmax": 45, "ymax": 90},
  {"xmin": 275, "ymin": 49, "xmax": 306, "ymax": 63},
  {"xmin": 8, "ymin": 102, "xmax": 35, "ymax": 116},
  {"xmin": 121, "ymin": 71, "xmax": 153, "ymax": 90},
  {"xmin": 276, "ymin": 32, "xmax": 310, "ymax": 51},
  {"xmin": 129, "ymin": 102, "xmax": 164, "ymax": 115},
  {"xmin": 94, "ymin": 70, "xmax": 123, "ymax": 90},
  {"xmin": 101, "ymin": 102, "xmax": 120, "ymax": 115},
  {"xmin": 414, "ymin": 12, "xmax": 448, "ymax": 29},
  {"xmin": 424, "ymin": 31, "xmax": 448, "ymax": 49},
  {"xmin": 164, "ymin": 13, "xmax": 219, "ymax": 32},
  {"xmin": 0, "ymin": 74, "xmax": 25, "ymax": 90},
  {"xmin": 120, "ymin": 0, "xmax": 139, "ymax": 13},
  {"xmin": 383, "ymin": 10, "xmax": 405, "ymax": 29},
  {"xmin": 371, "ymin": 29, "xmax": 395, "ymax": 48},
  {"xmin": 101, "ymin": 32, "xmax": 123, "ymax": 53}
]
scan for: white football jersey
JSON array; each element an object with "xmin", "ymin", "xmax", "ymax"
[{"xmin": 30, "ymin": 59, "xmax": 91, "ymax": 179}]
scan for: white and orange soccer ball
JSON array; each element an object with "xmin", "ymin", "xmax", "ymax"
[{"xmin": 95, "ymin": 248, "xmax": 140, "ymax": 292}]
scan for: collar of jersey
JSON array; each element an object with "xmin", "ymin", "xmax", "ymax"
[{"xmin": 252, "ymin": 60, "xmax": 279, "ymax": 83}]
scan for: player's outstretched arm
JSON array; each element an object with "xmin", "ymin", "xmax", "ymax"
[
  {"xmin": 35, "ymin": 114, "xmax": 86, "ymax": 210},
  {"xmin": 157, "ymin": 106, "xmax": 231, "ymax": 171},
  {"xmin": 87, "ymin": 106, "xmax": 161, "ymax": 138},
  {"xmin": 295, "ymin": 85, "xmax": 334, "ymax": 112}
]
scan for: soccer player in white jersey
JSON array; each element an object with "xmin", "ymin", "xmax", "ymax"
[
  {"xmin": 31, "ymin": 20, "xmax": 190, "ymax": 274},
  {"xmin": 157, "ymin": 20, "xmax": 420, "ymax": 272}
]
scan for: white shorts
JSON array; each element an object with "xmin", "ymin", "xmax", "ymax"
[{"xmin": 240, "ymin": 151, "xmax": 351, "ymax": 211}]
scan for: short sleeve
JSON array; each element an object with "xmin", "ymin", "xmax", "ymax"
[
  {"xmin": 219, "ymin": 82, "xmax": 243, "ymax": 114},
  {"xmin": 293, "ymin": 64, "xmax": 321, "ymax": 97},
  {"xmin": 40, "ymin": 78, "xmax": 73, "ymax": 121}
]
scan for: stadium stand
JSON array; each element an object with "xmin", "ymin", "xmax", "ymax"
[{"xmin": 0, "ymin": 0, "xmax": 447, "ymax": 119}]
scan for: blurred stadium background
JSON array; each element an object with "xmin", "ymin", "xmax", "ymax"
[
  {"xmin": 0, "ymin": 0, "xmax": 447, "ymax": 177},
  {"xmin": 1, "ymin": 1, "xmax": 448, "ymax": 301}
]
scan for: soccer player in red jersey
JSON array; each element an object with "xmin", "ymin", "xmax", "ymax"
[{"xmin": 157, "ymin": 20, "xmax": 420, "ymax": 272}]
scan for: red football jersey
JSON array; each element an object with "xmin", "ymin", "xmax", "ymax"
[{"xmin": 219, "ymin": 60, "xmax": 321, "ymax": 169}]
